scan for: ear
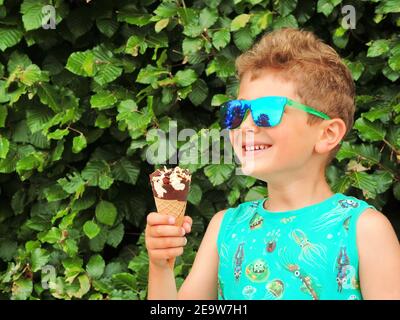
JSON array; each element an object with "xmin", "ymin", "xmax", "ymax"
[{"xmin": 314, "ymin": 118, "xmax": 347, "ymax": 154}]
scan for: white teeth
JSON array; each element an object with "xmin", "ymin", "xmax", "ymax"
[{"xmin": 244, "ymin": 145, "xmax": 270, "ymax": 151}]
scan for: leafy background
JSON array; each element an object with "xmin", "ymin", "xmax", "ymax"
[{"xmin": 0, "ymin": 0, "xmax": 399, "ymax": 299}]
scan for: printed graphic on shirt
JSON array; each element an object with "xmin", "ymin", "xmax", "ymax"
[
  {"xmin": 280, "ymin": 216, "xmax": 297, "ymax": 224},
  {"xmin": 280, "ymin": 247, "xmax": 321, "ymax": 300},
  {"xmin": 264, "ymin": 229, "xmax": 281, "ymax": 253},
  {"xmin": 245, "ymin": 258, "xmax": 270, "ymax": 282},
  {"xmin": 242, "ymin": 285, "xmax": 257, "ymax": 299},
  {"xmin": 336, "ymin": 246, "xmax": 359, "ymax": 292},
  {"xmin": 233, "ymin": 242, "xmax": 245, "ymax": 281},
  {"xmin": 249, "ymin": 212, "xmax": 264, "ymax": 230},
  {"xmin": 290, "ymin": 228, "xmax": 328, "ymax": 267},
  {"xmin": 312, "ymin": 198, "xmax": 359, "ymax": 231},
  {"xmin": 264, "ymin": 279, "xmax": 285, "ymax": 299}
]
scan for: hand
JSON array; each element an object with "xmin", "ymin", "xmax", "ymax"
[{"xmin": 145, "ymin": 212, "xmax": 193, "ymax": 268}]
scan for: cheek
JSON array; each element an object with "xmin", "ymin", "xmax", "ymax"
[{"xmin": 274, "ymin": 124, "xmax": 316, "ymax": 157}]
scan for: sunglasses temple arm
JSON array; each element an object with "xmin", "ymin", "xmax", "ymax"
[{"xmin": 287, "ymin": 100, "xmax": 331, "ymax": 120}]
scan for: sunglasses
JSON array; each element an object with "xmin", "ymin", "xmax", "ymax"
[{"xmin": 220, "ymin": 96, "xmax": 331, "ymax": 130}]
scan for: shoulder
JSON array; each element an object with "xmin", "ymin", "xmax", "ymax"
[
  {"xmin": 357, "ymin": 208, "xmax": 394, "ymax": 235},
  {"xmin": 356, "ymin": 208, "xmax": 398, "ymax": 250},
  {"xmin": 209, "ymin": 209, "xmax": 228, "ymax": 228}
]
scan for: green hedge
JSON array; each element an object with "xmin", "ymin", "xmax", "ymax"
[{"xmin": 0, "ymin": 0, "xmax": 399, "ymax": 299}]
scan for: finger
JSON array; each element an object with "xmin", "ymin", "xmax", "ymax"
[
  {"xmin": 147, "ymin": 212, "xmax": 176, "ymax": 226},
  {"xmin": 148, "ymin": 225, "xmax": 185, "ymax": 237},
  {"xmin": 183, "ymin": 215, "xmax": 193, "ymax": 226},
  {"xmin": 147, "ymin": 236, "xmax": 187, "ymax": 250},
  {"xmin": 149, "ymin": 247, "xmax": 184, "ymax": 260}
]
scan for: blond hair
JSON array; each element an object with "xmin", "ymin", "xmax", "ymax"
[{"xmin": 235, "ymin": 28, "xmax": 355, "ymax": 165}]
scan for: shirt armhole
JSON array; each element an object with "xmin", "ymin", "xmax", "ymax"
[
  {"xmin": 348, "ymin": 202, "xmax": 377, "ymax": 268},
  {"xmin": 216, "ymin": 208, "xmax": 233, "ymax": 256}
]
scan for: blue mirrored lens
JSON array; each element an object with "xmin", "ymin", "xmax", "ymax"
[
  {"xmin": 221, "ymin": 100, "xmax": 247, "ymax": 129},
  {"xmin": 250, "ymin": 96, "xmax": 286, "ymax": 127}
]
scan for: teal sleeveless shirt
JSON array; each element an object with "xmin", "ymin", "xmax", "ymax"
[{"xmin": 216, "ymin": 193, "xmax": 376, "ymax": 300}]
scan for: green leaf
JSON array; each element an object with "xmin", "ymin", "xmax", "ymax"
[
  {"xmin": 206, "ymin": 56, "xmax": 235, "ymax": 78},
  {"xmin": 189, "ymin": 79, "xmax": 208, "ymax": 106},
  {"xmin": 20, "ymin": 0, "xmax": 49, "ymax": 31},
  {"xmin": 367, "ymin": 39, "xmax": 391, "ymax": 57},
  {"xmin": 31, "ymin": 248, "xmax": 50, "ymax": 272},
  {"xmin": 188, "ymin": 183, "xmax": 202, "ymax": 205},
  {"xmin": 332, "ymin": 174, "xmax": 352, "ymax": 194},
  {"xmin": 182, "ymin": 37, "xmax": 203, "ymax": 55},
  {"xmin": 230, "ymin": 14, "xmax": 251, "ymax": 32},
  {"xmin": 233, "ymin": 27, "xmax": 254, "ymax": 51},
  {"xmin": 155, "ymin": 18, "xmax": 169, "ymax": 33},
  {"xmin": 58, "ymin": 172, "xmax": 86, "ymax": 196},
  {"xmin": 272, "ymin": 14, "xmax": 298, "ymax": 29},
  {"xmin": 117, "ymin": 12, "xmax": 152, "ymax": 26},
  {"xmin": 345, "ymin": 60, "xmax": 365, "ymax": 81},
  {"xmin": 245, "ymin": 186, "xmax": 267, "ymax": 202},
  {"xmin": 20, "ymin": 64, "xmax": 48, "ymax": 86},
  {"xmin": 350, "ymin": 171, "xmax": 378, "ymax": 199},
  {"xmin": 95, "ymin": 200, "xmax": 117, "ymax": 226},
  {"xmin": 106, "ymin": 223, "xmax": 124, "ymax": 248},
  {"xmin": 12, "ymin": 279, "xmax": 33, "ymax": 300},
  {"xmin": 82, "ymin": 160, "xmax": 114, "ymax": 190},
  {"xmin": 204, "ymin": 164, "xmax": 234, "ymax": 186},
  {"xmin": 199, "ymin": 7, "xmax": 218, "ymax": 29},
  {"xmin": 86, "ymin": 254, "xmax": 105, "ymax": 279},
  {"xmin": 83, "ymin": 221, "xmax": 101, "ymax": 239},
  {"xmin": 212, "ymin": 29, "xmax": 231, "ymax": 50},
  {"xmin": 38, "ymin": 227, "xmax": 61, "ymax": 244},
  {"xmin": 66, "ymin": 51, "xmax": 94, "ymax": 77},
  {"xmin": 111, "ymin": 158, "xmax": 140, "ymax": 185},
  {"xmin": 375, "ymin": 0, "xmax": 400, "ymax": 14},
  {"xmin": 317, "ymin": 0, "xmax": 341, "ymax": 17},
  {"xmin": 96, "ymin": 18, "xmax": 119, "ymax": 38},
  {"xmin": 112, "ymin": 273, "xmax": 136, "ymax": 290},
  {"xmin": 174, "ymin": 69, "xmax": 198, "ymax": 87},
  {"xmin": 277, "ymin": 0, "xmax": 298, "ymax": 17},
  {"xmin": 0, "ymin": 28, "xmax": 23, "ymax": 51},
  {"xmin": 336, "ymin": 142, "xmax": 381, "ymax": 165},
  {"xmin": 388, "ymin": 52, "xmax": 400, "ymax": 72},
  {"xmin": 47, "ymin": 128, "xmax": 69, "ymax": 140},
  {"xmin": 0, "ymin": 136, "xmax": 10, "ymax": 159},
  {"xmin": 44, "ymin": 184, "xmax": 69, "ymax": 202},
  {"xmin": 75, "ymin": 274, "xmax": 91, "ymax": 298},
  {"xmin": 0, "ymin": 239, "xmax": 18, "ymax": 261},
  {"xmin": 72, "ymin": 134, "xmax": 87, "ymax": 153},
  {"xmin": 211, "ymin": 94, "xmax": 229, "ymax": 107},
  {"xmin": 354, "ymin": 118, "xmax": 386, "ymax": 142},
  {"xmin": 90, "ymin": 90, "xmax": 117, "ymax": 110}
]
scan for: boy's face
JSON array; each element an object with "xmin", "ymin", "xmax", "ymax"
[{"xmin": 229, "ymin": 70, "xmax": 325, "ymax": 181}]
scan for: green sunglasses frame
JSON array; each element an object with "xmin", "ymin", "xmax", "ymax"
[
  {"xmin": 286, "ymin": 99, "xmax": 331, "ymax": 120},
  {"xmin": 221, "ymin": 96, "xmax": 331, "ymax": 130}
]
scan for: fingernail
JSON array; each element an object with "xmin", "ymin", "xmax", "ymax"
[
  {"xmin": 168, "ymin": 217, "xmax": 175, "ymax": 224},
  {"xmin": 183, "ymin": 237, "xmax": 187, "ymax": 245},
  {"xmin": 181, "ymin": 227, "xmax": 186, "ymax": 236}
]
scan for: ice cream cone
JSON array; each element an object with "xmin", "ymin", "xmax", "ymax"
[
  {"xmin": 149, "ymin": 166, "xmax": 192, "ymax": 270},
  {"xmin": 153, "ymin": 197, "xmax": 187, "ymax": 269}
]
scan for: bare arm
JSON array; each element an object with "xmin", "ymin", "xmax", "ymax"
[
  {"xmin": 177, "ymin": 210, "xmax": 226, "ymax": 299},
  {"xmin": 358, "ymin": 208, "xmax": 400, "ymax": 299}
]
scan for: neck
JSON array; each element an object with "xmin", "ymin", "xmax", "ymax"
[{"xmin": 261, "ymin": 164, "xmax": 334, "ymax": 212}]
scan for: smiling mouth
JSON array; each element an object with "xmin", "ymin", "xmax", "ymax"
[{"xmin": 241, "ymin": 144, "xmax": 272, "ymax": 156}]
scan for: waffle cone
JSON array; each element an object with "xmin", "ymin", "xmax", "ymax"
[{"xmin": 154, "ymin": 197, "xmax": 187, "ymax": 269}]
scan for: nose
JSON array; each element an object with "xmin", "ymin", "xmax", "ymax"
[{"xmin": 239, "ymin": 109, "xmax": 260, "ymax": 133}]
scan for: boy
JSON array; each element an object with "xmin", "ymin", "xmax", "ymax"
[{"xmin": 145, "ymin": 28, "xmax": 400, "ymax": 299}]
